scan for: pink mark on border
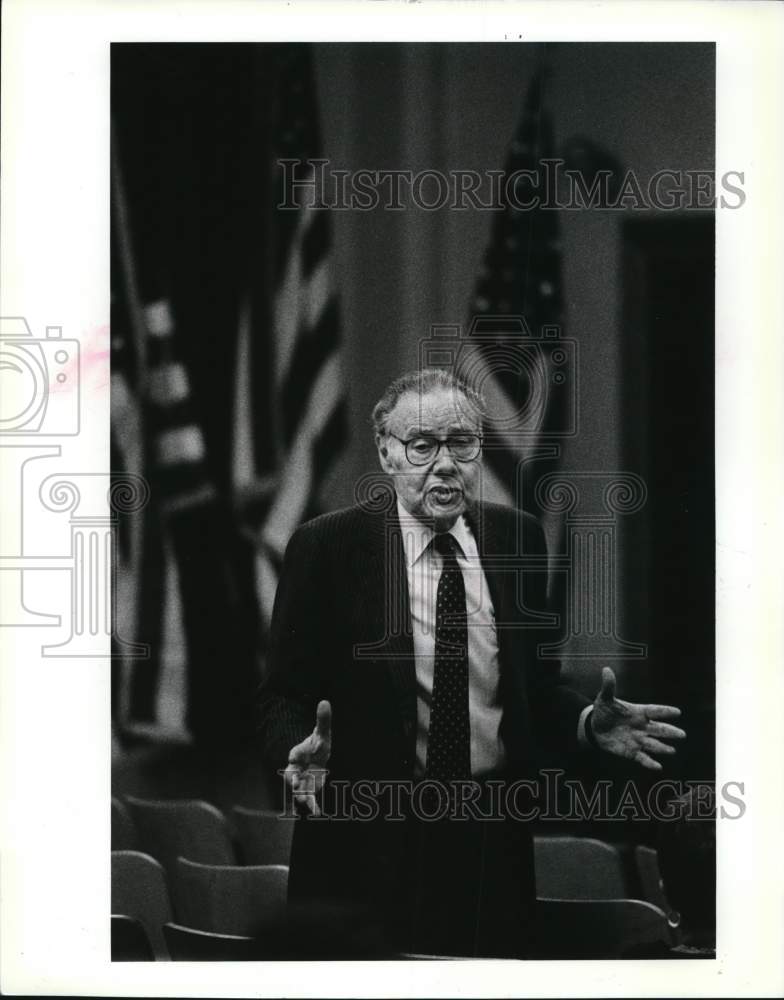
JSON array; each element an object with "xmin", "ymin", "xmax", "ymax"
[{"xmin": 49, "ymin": 323, "xmax": 110, "ymax": 394}]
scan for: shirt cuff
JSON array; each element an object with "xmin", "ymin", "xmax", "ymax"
[{"xmin": 577, "ymin": 704, "xmax": 596, "ymax": 750}]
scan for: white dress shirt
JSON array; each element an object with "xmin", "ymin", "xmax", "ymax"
[
  {"xmin": 396, "ymin": 500, "xmax": 594, "ymax": 778},
  {"xmin": 396, "ymin": 500, "xmax": 506, "ymax": 777}
]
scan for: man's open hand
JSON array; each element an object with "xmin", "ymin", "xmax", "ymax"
[
  {"xmin": 590, "ymin": 667, "xmax": 685, "ymax": 771},
  {"xmin": 284, "ymin": 700, "xmax": 332, "ymax": 816}
]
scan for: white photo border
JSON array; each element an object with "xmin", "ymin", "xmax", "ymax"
[{"xmin": 1, "ymin": 0, "xmax": 783, "ymax": 996}]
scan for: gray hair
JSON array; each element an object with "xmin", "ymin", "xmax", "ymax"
[{"xmin": 371, "ymin": 368, "xmax": 486, "ymax": 437}]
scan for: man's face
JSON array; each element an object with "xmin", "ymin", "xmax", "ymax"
[{"xmin": 376, "ymin": 386, "xmax": 482, "ymax": 531}]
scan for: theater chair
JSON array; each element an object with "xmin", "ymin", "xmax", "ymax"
[
  {"xmin": 111, "ymin": 914, "xmax": 155, "ymax": 962},
  {"xmin": 635, "ymin": 844, "xmax": 673, "ymax": 913},
  {"xmin": 111, "ymin": 850, "xmax": 173, "ymax": 959},
  {"xmin": 111, "ymin": 796, "xmax": 137, "ymax": 852},
  {"xmin": 174, "ymin": 857, "xmax": 289, "ymax": 936},
  {"xmin": 124, "ymin": 796, "xmax": 236, "ymax": 870},
  {"xmin": 534, "ymin": 835, "xmax": 627, "ymax": 900},
  {"xmin": 533, "ymin": 898, "xmax": 671, "ymax": 958},
  {"xmin": 232, "ymin": 805, "xmax": 296, "ymax": 865},
  {"xmin": 163, "ymin": 922, "xmax": 258, "ymax": 961}
]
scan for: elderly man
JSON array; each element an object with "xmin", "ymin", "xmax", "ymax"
[{"xmin": 258, "ymin": 368, "xmax": 684, "ymax": 957}]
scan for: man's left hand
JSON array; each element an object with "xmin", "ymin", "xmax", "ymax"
[{"xmin": 590, "ymin": 667, "xmax": 686, "ymax": 770}]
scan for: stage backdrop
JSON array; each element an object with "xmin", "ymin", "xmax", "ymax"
[{"xmin": 111, "ymin": 42, "xmax": 714, "ymax": 775}]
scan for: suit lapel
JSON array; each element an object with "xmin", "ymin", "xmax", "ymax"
[
  {"xmin": 466, "ymin": 503, "xmax": 520, "ymax": 682},
  {"xmin": 358, "ymin": 507, "xmax": 417, "ymax": 751},
  {"xmin": 466, "ymin": 502, "xmax": 509, "ymax": 626}
]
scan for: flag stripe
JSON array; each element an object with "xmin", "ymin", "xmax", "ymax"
[
  {"xmin": 273, "ymin": 213, "xmax": 307, "ymax": 388},
  {"xmin": 311, "ymin": 394, "xmax": 349, "ymax": 490},
  {"xmin": 146, "ymin": 400, "xmax": 210, "ymax": 435},
  {"xmin": 305, "ymin": 257, "xmax": 331, "ymax": 331},
  {"xmin": 232, "ymin": 294, "xmax": 255, "ymax": 489},
  {"xmin": 301, "ymin": 207, "xmax": 330, "ymax": 277},
  {"xmin": 240, "ymin": 43, "xmax": 349, "ymax": 649},
  {"xmin": 281, "ymin": 296, "xmax": 340, "ymax": 444},
  {"xmin": 153, "ymin": 462, "xmax": 215, "ymax": 497},
  {"xmin": 254, "ymin": 548, "xmax": 280, "ymax": 631},
  {"xmin": 262, "ymin": 350, "xmax": 344, "ymax": 557}
]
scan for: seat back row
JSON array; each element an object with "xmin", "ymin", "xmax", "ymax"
[
  {"xmin": 111, "ymin": 850, "xmax": 290, "ymax": 959},
  {"xmin": 112, "ymin": 796, "xmax": 296, "ymax": 867},
  {"xmin": 113, "ymin": 899, "xmax": 673, "ymax": 962},
  {"xmin": 114, "ymin": 797, "xmax": 672, "ymax": 910},
  {"xmin": 111, "ymin": 795, "xmax": 676, "ymax": 959}
]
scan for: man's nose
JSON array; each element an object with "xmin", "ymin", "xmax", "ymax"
[{"xmin": 431, "ymin": 443, "xmax": 458, "ymax": 472}]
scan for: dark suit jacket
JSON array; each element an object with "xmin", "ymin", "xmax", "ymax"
[{"xmin": 257, "ymin": 496, "xmax": 589, "ymax": 925}]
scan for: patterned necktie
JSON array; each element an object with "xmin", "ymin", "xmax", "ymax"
[{"xmin": 425, "ymin": 531, "xmax": 471, "ymax": 781}]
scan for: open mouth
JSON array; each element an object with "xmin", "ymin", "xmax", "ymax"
[{"xmin": 427, "ymin": 484, "xmax": 462, "ymax": 507}]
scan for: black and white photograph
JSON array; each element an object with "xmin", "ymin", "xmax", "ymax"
[
  {"xmin": 109, "ymin": 38, "xmax": 720, "ymax": 962},
  {"xmin": 1, "ymin": 1, "xmax": 783, "ymax": 996}
]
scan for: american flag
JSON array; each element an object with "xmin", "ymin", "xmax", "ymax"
[
  {"xmin": 111, "ymin": 142, "xmax": 219, "ymax": 743},
  {"xmin": 233, "ymin": 44, "xmax": 348, "ymax": 636},
  {"xmin": 111, "ymin": 43, "xmax": 347, "ymax": 743},
  {"xmin": 463, "ymin": 67, "xmax": 567, "ymax": 517}
]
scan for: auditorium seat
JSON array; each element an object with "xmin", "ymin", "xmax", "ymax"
[
  {"xmin": 111, "ymin": 914, "xmax": 155, "ymax": 961},
  {"xmin": 532, "ymin": 898, "xmax": 672, "ymax": 958},
  {"xmin": 174, "ymin": 857, "xmax": 288, "ymax": 936},
  {"xmin": 534, "ymin": 835, "xmax": 627, "ymax": 899},
  {"xmin": 124, "ymin": 795, "xmax": 236, "ymax": 879},
  {"xmin": 163, "ymin": 922, "xmax": 258, "ymax": 961},
  {"xmin": 232, "ymin": 805, "xmax": 295, "ymax": 865},
  {"xmin": 111, "ymin": 850, "xmax": 173, "ymax": 959},
  {"xmin": 111, "ymin": 796, "xmax": 137, "ymax": 851},
  {"xmin": 635, "ymin": 844, "xmax": 672, "ymax": 913}
]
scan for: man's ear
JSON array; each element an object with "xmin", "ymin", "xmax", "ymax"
[{"xmin": 376, "ymin": 433, "xmax": 394, "ymax": 475}]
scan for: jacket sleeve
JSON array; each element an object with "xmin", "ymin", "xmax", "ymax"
[
  {"xmin": 523, "ymin": 512, "xmax": 591, "ymax": 756},
  {"xmin": 256, "ymin": 521, "xmax": 332, "ymax": 775}
]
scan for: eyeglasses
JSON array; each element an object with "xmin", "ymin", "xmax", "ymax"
[{"xmin": 388, "ymin": 432, "xmax": 482, "ymax": 466}]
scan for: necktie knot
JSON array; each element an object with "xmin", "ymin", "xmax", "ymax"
[{"xmin": 433, "ymin": 532, "xmax": 458, "ymax": 558}]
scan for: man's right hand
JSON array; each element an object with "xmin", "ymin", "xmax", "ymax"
[{"xmin": 284, "ymin": 700, "xmax": 332, "ymax": 816}]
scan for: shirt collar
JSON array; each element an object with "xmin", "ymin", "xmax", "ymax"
[{"xmin": 396, "ymin": 498, "xmax": 470, "ymax": 567}]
